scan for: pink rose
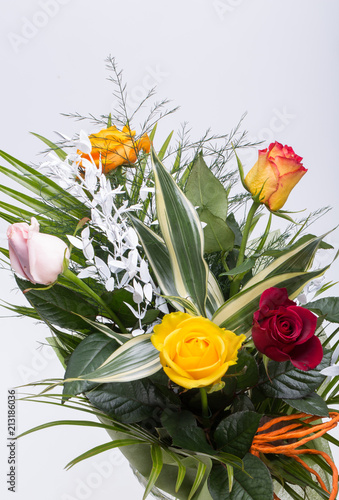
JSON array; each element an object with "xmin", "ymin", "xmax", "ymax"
[{"xmin": 7, "ymin": 217, "xmax": 69, "ymax": 285}]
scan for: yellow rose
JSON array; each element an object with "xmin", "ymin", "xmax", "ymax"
[
  {"xmin": 78, "ymin": 125, "xmax": 151, "ymax": 174},
  {"xmin": 244, "ymin": 141, "xmax": 307, "ymax": 211},
  {"xmin": 151, "ymin": 312, "xmax": 246, "ymax": 389}
]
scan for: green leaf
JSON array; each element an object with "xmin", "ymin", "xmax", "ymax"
[
  {"xmin": 0, "ymin": 152, "xmax": 87, "ymax": 218},
  {"xmin": 128, "ymin": 214, "xmax": 180, "ymax": 300},
  {"xmin": 226, "ymin": 213, "xmax": 243, "ymax": 247},
  {"xmin": 86, "ymin": 378, "xmax": 178, "ymax": 424},
  {"xmin": 213, "ymin": 266, "xmax": 330, "ymax": 335},
  {"xmin": 143, "ymin": 444, "xmax": 164, "ymax": 500},
  {"xmin": 63, "ymin": 333, "xmax": 120, "ymax": 397},
  {"xmin": 101, "ymin": 288, "xmax": 144, "ymax": 328},
  {"xmin": 161, "ymin": 410, "xmax": 214, "ymax": 454},
  {"xmin": 66, "ymin": 438, "xmax": 146, "ymax": 471},
  {"xmin": 151, "ymin": 148, "xmax": 209, "ymax": 315},
  {"xmin": 70, "ymin": 334, "xmax": 161, "ymax": 383},
  {"xmin": 31, "ymin": 132, "xmax": 67, "ymax": 160},
  {"xmin": 200, "ymin": 208, "xmax": 235, "ymax": 254},
  {"xmin": 188, "ymin": 459, "xmax": 207, "ymax": 500},
  {"xmin": 158, "ymin": 131, "xmax": 174, "ymax": 160},
  {"xmin": 73, "ymin": 316, "xmax": 132, "ymax": 345},
  {"xmin": 259, "ymin": 350, "xmax": 331, "ymax": 399},
  {"xmin": 130, "ymin": 213, "xmax": 221, "ymax": 317},
  {"xmin": 243, "ymin": 233, "xmax": 327, "ymax": 291},
  {"xmin": 283, "ymin": 392, "xmax": 329, "ymax": 417},
  {"xmin": 306, "ymin": 297, "xmax": 339, "ymax": 323},
  {"xmin": 208, "ymin": 453, "xmax": 273, "ymax": 500},
  {"xmin": 271, "ymin": 456, "xmax": 330, "ymax": 499},
  {"xmin": 214, "ymin": 411, "xmax": 262, "ymax": 458},
  {"xmin": 291, "ymin": 233, "xmax": 334, "ymax": 251},
  {"xmin": 233, "ymin": 148, "xmax": 249, "ymax": 193},
  {"xmin": 17, "ymin": 419, "xmax": 128, "ymax": 440},
  {"xmin": 0, "ymin": 247, "xmax": 9, "ymax": 259},
  {"xmin": 227, "ymin": 350, "xmax": 259, "ymax": 390},
  {"xmin": 185, "ymin": 153, "xmax": 228, "ymax": 220},
  {"xmin": 206, "ymin": 271, "xmax": 225, "ymax": 314},
  {"xmin": 163, "ymin": 449, "xmax": 187, "ymax": 493},
  {"xmin": 16, "ymin": 277, "xmax": 98, "ymax": 331},
  {"xmin": 220, "ymin": 258, "xmax": 256, "ymax": 277},
  {"xmin": 0, "ymin": 184, "xmax": 74, "ymax": 223},
  {"xmin": 0, "ymin": 300, "xmax": 41, "ymax": 320},
  {"xmin": 231, "ymin": 395, "xmax": 255, "ymax": 413}
]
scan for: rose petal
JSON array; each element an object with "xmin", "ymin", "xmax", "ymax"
[
  {"xmin": 289, "ymin": 335, "xmax": 323, "ymax": 371},
  {"xmin": 28, "ymin": 232, "xmax": 69, "ymax": 285},
  {"xmin": 287, "ymin": 306, "xmax": 317, "ymax": 344},
  {"xmin": 259, "ymin": 287, "xmax": 295, "ymax": 311},
  {"xmin": 267, "ymin": 168, "xmax": 307, "ymax": 211}
]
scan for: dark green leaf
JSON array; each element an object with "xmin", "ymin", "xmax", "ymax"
[
  {"xmin": 101, "ymin": 288, "xmax": 142, "ymax": 328},
  {"xmin": 259, "ymin": 350, "xmax": 331, "ymax": 399},
  {"xmin": 16, "ymin": 277, "xmax": 98, "ymax": 330},
  {"xmin": 86, "ymin": 378, "xmax": 178, "ymax": 424},
  {"xmin": 161, "ymin": 410, "xmax": 214, "ymax": 454},
  {"xmin": 283, "ymin": 392, "xmax": 329, "ymax": 417},
  {"xmin": 231, "ymin": 395, "xmax": 255, "ymax": 413},
  {"xmin": 208, "ymin": 454, "xmax": 273, "ymax": 500},
  {"xmin": 226, "ymin": 213, "xmax": 242, "ymax": 247},
  {"xmin": 214, "ymin": 411, "xmax": 262, "ymax": 458},
  {"xmin": 63, "ymin": 333, "xmax": 120, "ymax": 397},
  {"xmin": 227, "ymin": 350, "xmax": 259, "ymax": 390}
]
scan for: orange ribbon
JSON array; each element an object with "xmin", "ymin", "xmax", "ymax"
[{"xmin": 250, "ymin": 412, "xmax": 339, "ymax": 500}]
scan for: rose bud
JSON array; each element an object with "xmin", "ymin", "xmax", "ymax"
[
  {"xmin": 244, "ymin": 142, "xmax": 307, "ymax": 211},
  {"xmin": 78, "ymin": 125, "xmax": 151, "ymax": 174},
  {"xmin": 7, "ymin": 217, "xmax": 69, "ymax": 285},
  {"xmin": 252, "ymin": 287, "xmax": 323, "ymax": 371},
  {"xmin": 151, "ymin": 312, "xmax": 246, "ymax": 389}
]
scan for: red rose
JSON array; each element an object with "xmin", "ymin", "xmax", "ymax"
[{"xmin": 252, "ymin": 287, "xmax": 323, "ymax": 371}]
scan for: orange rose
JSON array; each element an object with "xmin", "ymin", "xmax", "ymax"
[
  {"xmin": 78, "ymin": 125, "xmax": 151, "ymax": 174},
  {"xmin": 244, "ymin": 142, "xmax": 307, "ymax": 211},
  {"xmin": 151, "ymin": 312, "xmax": 245, "ymax": 389}
]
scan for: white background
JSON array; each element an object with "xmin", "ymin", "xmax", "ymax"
[{"xmin": 0, "ymin": 1, "xmax": 339, "ymax": 499}]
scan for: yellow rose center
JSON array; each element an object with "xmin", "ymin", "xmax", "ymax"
[{"xmin": 185, "ymin": 336, "xmax": 209, "ymax": 356}]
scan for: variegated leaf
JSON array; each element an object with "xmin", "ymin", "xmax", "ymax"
[{"xmin": 151, "ymin": 149, "xmax": 208, "ymax": 316}]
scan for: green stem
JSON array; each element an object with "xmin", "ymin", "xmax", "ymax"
[
  {"xmin": 61, "ymin": 269, "xmax": 128, "ymax": 333},
  {"xmin": 199, "ymin": 388, "xmax": 209, "ymax": 420},
  {"xmin": 221, "ymin": 251, "xmax": 230, "ymax": 273},
  {"xmin": 229, "ymin": 201, "xmax": 260, "ymax": 297},
  {"xmin": 255, "ymin": 213, "xmax": 272, "ymax": 254}
]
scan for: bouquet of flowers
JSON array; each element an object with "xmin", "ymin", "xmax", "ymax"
[{"xmin": 2, "ymin": 61, "xmax": 339, "ymax": 500}]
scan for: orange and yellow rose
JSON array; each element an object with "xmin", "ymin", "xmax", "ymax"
[
  {"xmin": 244, "ymin": 142, "xmax": 307, "ymax": 211},
  {"xmin": 78, "ymin": 125, "xmax": 151, "ymax": 174},
  {"xmin": 151, "ymin": 312, "xmax": 245, "ymax": 389}
]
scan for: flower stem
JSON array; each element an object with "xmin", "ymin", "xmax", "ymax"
[
  {"xmin": 61, "ymin": 268, "xmax": 128, "ymax": 333},
  {"xmin": 229, "ymin": 201, "xmax": 260, "ymax": 297},
  {"xmin": 199, "ymin": 388, "xmax": 209, "ymax": 420}
]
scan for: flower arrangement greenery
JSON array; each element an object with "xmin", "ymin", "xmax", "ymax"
[{"xmin": 1, "ymin": 60, "xmax": 339, "ymax": 500}]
